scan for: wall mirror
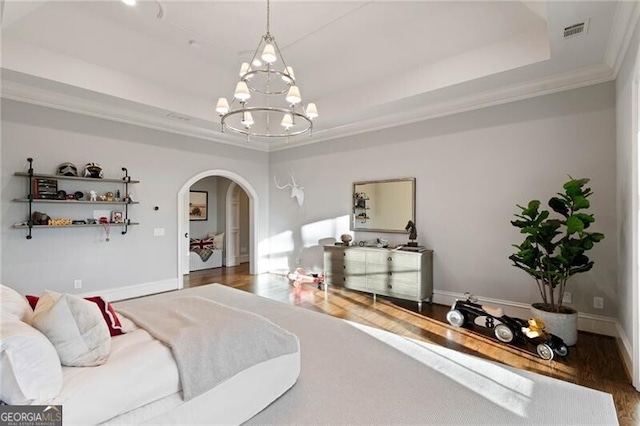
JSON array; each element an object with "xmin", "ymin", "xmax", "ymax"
[{"xmin": 352, "ymin": 178, "xmax": 415, "ymax": 233}]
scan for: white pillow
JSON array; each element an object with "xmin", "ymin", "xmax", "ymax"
[
  {"xmin": 0, "ymin": 312, "xmax": 63, "ymax": 404},
  {"xmin": 32, "ymin": 290, "xmax": 111, "ymax": 367},
  {"xmin": 213, "ymin": 232, "xmax": 225, "ymax": 250},
  {"xmin": 0, "ymin": 284, "xmax": 33, "ymax": 324}
]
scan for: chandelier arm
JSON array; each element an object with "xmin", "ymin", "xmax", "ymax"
[
  {"xmin": 272, "ymin": 38, "xmax": 294, "ymax": 84},
  {"xmin": 246, "ymin": 36, "xmax": 265, "ymax": 76},
  {"xmin": 243, "ymin": 69, "xmax": 292, "ymax": 94},
  {"xmin": 266, "ymin": 0, "xmax": 270, "ymax": 36},
  {"xmin": 221, "ymin": 107, "xmax": 312, "ymax": 138}
]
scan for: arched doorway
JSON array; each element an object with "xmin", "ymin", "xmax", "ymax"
[{"xmin": 177, "ymin": 170, "xmax": 259, "ymax": 289}]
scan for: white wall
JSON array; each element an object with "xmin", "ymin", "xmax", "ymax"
[
  {"xmin": 615, "ymin": 18, "xmax": 640, "ymax": 381},
  {"xmin": 1, "ymin": 99, "xmax": 269, "ymax": 296},
  {"xmin": 270, "ymin": 82, "xmax": 617, "ymax": 316}
]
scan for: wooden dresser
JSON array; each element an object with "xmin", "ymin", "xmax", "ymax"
[{"xmin": 323, "ymin": 245, "xmax": 433, "ymax": 309}]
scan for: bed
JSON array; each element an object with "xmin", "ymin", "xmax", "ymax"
[
  {"xmin": 1, "ymin": 284, "xmax": 619, "ymax": 425},
  {"xmin": 189, "ymin": 233, "xmax": 224, "ymax": 271}
]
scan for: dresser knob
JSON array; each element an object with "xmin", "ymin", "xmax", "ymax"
[
  {"xmin": 387, "ymin": 257, "xmax": 392, "ymax": 262},
  {"xmin": 388, "ymin": 272, "xmax": 393, "ymax": 276},
  {"xmin": 387, "ymin": 284, "xmax": 392, "ymax": 289}
]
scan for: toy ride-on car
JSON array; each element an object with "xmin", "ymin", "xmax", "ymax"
[{"xmin": 445, "ymin": 293, "xmax": 568, "ymax": 360}]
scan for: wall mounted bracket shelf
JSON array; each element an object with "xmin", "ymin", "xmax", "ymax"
[{"xmin": 13, "ymin": 158, "xmax": 140, "ymax": 239}]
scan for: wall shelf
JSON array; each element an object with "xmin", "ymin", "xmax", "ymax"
[
  {"xmin": 12, "ymin": 199, "xmax": 139, "ymax": 205},
  {"xmin": 13, "ymin": 158, "xmax": 140, "ymax": 239},
  {"xmin": 14, "ymin": 171, "xmax": 140, "ymax": 184},
  {"xmin": 13, "ymin": 223, "xmax": 140, "ymax": 229}
]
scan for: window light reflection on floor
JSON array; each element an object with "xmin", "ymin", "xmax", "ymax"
[{"xmin": 348, "ymin": 321, "xmax": 535, "ymax": 418}]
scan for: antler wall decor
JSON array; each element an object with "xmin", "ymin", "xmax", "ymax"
[{"xmin": 274, "ymin": 172, "xmax": 304, "ymax": 207}]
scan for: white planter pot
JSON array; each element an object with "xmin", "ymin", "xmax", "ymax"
[{"xmin": 531, "ymin": 303, "xmax": 578, "ymax": 346}]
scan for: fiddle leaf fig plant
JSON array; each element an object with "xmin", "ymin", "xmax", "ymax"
[{"xmin": 509, "ymin": 177, "xmax": 605, "ymax": 313}]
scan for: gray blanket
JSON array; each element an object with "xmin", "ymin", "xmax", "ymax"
[{"xmin": 116, "ymin": 296, "xmax": 299, "ymax": 401}]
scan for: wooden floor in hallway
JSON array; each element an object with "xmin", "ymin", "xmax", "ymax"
[{"xmin": 185, "ymin": 264, "xmax": 640, "ymax": 425}]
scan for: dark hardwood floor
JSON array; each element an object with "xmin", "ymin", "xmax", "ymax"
[{"xmin": 185, "ymin": 264, "xmax": 640, "ymax": 425}]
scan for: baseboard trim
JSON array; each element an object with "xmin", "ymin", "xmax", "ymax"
[
  {"xmin": 79, "ymin": 278, "xmax": 179, "ymax": 302},
  {"xmin": 616, "ymin": 322, "xmax": 634, "ymax": 380},
  {"xmin": 433, "ymin": 290, "xmax": 619, "ymax": 337}
]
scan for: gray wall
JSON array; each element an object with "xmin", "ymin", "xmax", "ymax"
[
  {"xmin": 1, "ymin": 99, "xmax": 269, "ymax": 295},
  {"xmin": 616, "ymin": 19, "xmax": 640, "ymax": 369},
  {"xmin": 270, "ymin": 82, "xmax": 617, "ymax": 316}
]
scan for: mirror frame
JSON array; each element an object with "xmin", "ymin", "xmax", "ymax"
[{"xmin": 351, "ymin": 177, "xmax": 416, "ymax": 233}]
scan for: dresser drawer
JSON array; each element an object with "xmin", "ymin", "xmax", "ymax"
[
  {"xmin": 366, "ymin": 251, "xmax": 419, "ymax": 268},
  {"xmin": 367, "ymin": 278, "xmax": 418, "ymax": 299},
  {"xmin": 325, "ymin": 260, "xmax": 366, "ymax": 275},
  {"xmin": 327, "ymin": 273, "xmax": 366, "ymax": 290},
  {"xmin": 366, "ymin": 263, "xmax": 419, "ymax": 279}
]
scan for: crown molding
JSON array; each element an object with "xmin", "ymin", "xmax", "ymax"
[
  {"xmin": 271, "ymin": 63, "xmax": 615, "ymax": 151},
  {"xmin": 605, "ymin": 0, "xmax": 640, "ymax": 77},
  {"xmin": 2, "ymin": 62, "xmax": 615, "ymax": 153},
  {"xmin": 0, "ymin": 79, "xmax": 271, "ymax": 152}
]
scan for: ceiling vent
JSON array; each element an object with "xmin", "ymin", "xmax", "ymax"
[
  {"xmin": 166, "ymin": 112, "xmax": 191, "ymax": 122},
  {"xmin": 564, "ymin": 20, "xmax": 589, "ymax": 39}
]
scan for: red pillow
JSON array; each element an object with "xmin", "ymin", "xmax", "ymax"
[{"xmin": 26, "ymin": 295, "xmax": 124, "ymax": 337}]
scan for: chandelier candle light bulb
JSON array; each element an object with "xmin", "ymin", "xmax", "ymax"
[
  {"xmin": 281, "ymin": 113, "xmax": 293, "ymax": 129},
  {"xmin": 216, "ymin": 0, "xmax": 318, "ymax": 139},
  {"xmin": 241, "ymin": 111, "xmax": 254, "ymax": 128},
  {"xmin": 216, "ymin": 98, "xmax": 229, "ymax": 115},
  {"xmin": 261, "ymin": 43, "xmax": 277, "ymax": 63},
  {"xmin": 305, "ymin": 103, "xmax": 318, "ymax": 119},
  {"xmin": 234, "ymin": 82, "xmax": 251, "ymax": 101},
  {"xmin": 239, "ymin": 63, "xmax": 252, "ymax": 78},
  {"xmin": 286, "ymin": 86, "xmax": 301, "ymax": 104}
]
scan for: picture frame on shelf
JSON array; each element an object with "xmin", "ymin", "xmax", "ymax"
[
  {"xmin": 189, "ymin": 191, "xmax": 208, "ymax": 221},
  {"xmin": 112, "ymin": 211, "xmax": 124, "ymax": 223}
]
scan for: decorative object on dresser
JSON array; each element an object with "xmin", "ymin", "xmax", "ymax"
[
  {"xmin": 13, "ymin": 158, "xmax": 139, "ymax": 239},
  {"xmin": 352, "ymin": 178, "xmax": 415, "ymax": 232},
  {"xmin": 404, "ymin": 220, "xmax": 418, "ymax": 246},
  {"xmin": 340, "ymin": 234, "xmax": 353, "ymax": 245},
  {"xmin": 509, "ymin": 177, "xmax": 605, "ymax": 346},
  {"xmin": 323, "ymin": 245, "xmax": 433, "ymax": 310}
]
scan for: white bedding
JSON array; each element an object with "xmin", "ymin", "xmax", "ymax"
[
  {"xmin": 54, "ymin": 284, "xmax": 616, "ymax": 425},
  {"xmin": 53, "ymin": 328, "xmax": 180, "ymax": 425},
  {"xmin": 54, "ymin": 306, "xmax": 300, "ymax": 426}
]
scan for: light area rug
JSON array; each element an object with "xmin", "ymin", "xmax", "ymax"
[{"xmin": 126, "ymin": 284, "xmax": 619, "ymax": 425}]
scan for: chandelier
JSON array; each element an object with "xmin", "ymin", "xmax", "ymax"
[{"xmin": 215, "ymin": 0, "xmax": 318, "ymax": 140}]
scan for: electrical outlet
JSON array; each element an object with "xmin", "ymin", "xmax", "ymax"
[
  {"xmin": 593, "ymin": 296, "xmax": 604, "ymax": 309},
  {"xmin": 562, "ymin": 292, "xmax": 572, "ymax": 304},
  {"xmin": 74, "ymin": 279, "xmax": 82, "ymax": 289}
]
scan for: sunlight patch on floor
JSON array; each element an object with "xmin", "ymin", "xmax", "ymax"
[{"xmin": 349, "ymin": 321, "xmax": 535, "ymax": 417}]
